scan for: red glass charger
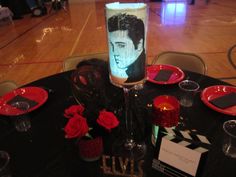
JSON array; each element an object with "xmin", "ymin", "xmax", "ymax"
[
  {"xmin": 201, "ymin": 85, "xmax": 236, "ymax": 116},
  {"xmin": 0, "ymin": 87, "xmax": 48, "ymax": 116},
  {"xmin": 147, "ymin": 64, "xmax": 185, "ymax": 85}
]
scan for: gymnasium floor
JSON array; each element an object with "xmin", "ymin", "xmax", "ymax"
[{"xmin": 0, "ymin": 0, "xmax": 235, "ymax": 86}]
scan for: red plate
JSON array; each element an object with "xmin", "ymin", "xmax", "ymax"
[
  {"xmin": 0, "ymin": 87, "xmax": 48, "ymax": 116},
  {"xmin": 147, "ymin": 64, "xmax": 185, "ymax": 85},
  {"xmin": 201, "ymin": 85, "xmax": 236, "ymax": 116}
]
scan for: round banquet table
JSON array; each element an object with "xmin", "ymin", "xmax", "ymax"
[{"xmin": 0, "ymin": 69, "xmax": 235, "ymax": 177}]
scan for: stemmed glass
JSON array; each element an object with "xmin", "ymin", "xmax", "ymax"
[
  {"xmin": 105, "ymin": 2, "xmax": 148, "ymax": 160},
  {"xmin": 111, "ymin": 85, "xmax": 146, "ymax": 160}
]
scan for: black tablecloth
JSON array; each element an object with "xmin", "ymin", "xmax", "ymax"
[{"xmin": 0, "ymin": 70, "xmax": 235, "ymax": 177}]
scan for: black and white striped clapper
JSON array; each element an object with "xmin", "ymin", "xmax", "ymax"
[{"xmin": 160, "ymin": 127, "xmax": 211, "ymax": 149}]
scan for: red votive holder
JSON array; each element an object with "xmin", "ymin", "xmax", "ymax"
[
  {"xmin": 77, "ymin": 136, "xmax": 103, "ymax": 161},
  {"xmin": 152, "ymin": 95, "xmax": 180, "ymax": 127}
]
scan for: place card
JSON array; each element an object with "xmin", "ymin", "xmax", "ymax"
[
  {"xmin": 209, "ymin": 92, "xmax": 236, "ymax": 109},
  {"xmin": 154, "ymin": 70, "xmax": 173, "ymax": 82},
  {"xmin": 7, "ymin": 95, "xmax": 38, "ymax": 110},
  {"xmin": 152, "ymin": 127, "xmax": 211, "ymax": 177}
]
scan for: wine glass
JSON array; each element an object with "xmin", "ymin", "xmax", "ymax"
[{"xmin": 106, "ymin": 2, "xmax": 148, "ymax": 160}]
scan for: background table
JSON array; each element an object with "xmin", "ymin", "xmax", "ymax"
[{"xmin": 0, "ymin": 70, "xmax": 235, "ymax": 177}]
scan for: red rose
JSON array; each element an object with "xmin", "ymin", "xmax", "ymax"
[
  {"xmin": 96, "ymin": 110, "xmax": 119, "ymax": 131},
  {"xmin": 64, "ymin": 114, "xmax": 89, "ymax": 139},
  {"xmin": 64, "ymin": 105, "xmax": 85, "ymax": 118}
]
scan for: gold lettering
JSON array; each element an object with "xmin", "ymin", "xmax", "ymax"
[
  {"xmin": 119, "ymin": 157, "xmax": 129, "ymax": 174},
  {"xmin": 101, "ymin": 155, "xmax": 144, "ymax": 177},
  {"xmin": 138, "ymin": 160, "xmax": 144, "ymax": 177},
  {"xmin": 130, "ymin": 159, "xmax": 135, "ymax": 177},
  {"xmin": 101, "ymin": 155, "xmax": 111, "ymax": 174},
  {"xmin": 112, "ymin": 156, "xmax": 122, "ymax": 175}
]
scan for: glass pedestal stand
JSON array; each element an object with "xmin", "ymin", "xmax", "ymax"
[{"xmin": 112, "ymin": 86, "xmax": 146, "ymax": 161}]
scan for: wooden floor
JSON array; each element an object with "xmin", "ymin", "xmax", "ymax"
[{"xmin": 0, "ymin": 0, "xmax": 236, "ymax": 87}]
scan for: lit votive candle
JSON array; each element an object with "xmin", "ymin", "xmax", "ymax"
[{"xmin": 152, "ymin": 95, "xmax": 180, "ymax": 127}]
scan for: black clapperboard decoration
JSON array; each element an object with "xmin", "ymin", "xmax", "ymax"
[{"xmin": 152, "ymin": 127, "xmax": 211, "ymax": 177}]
